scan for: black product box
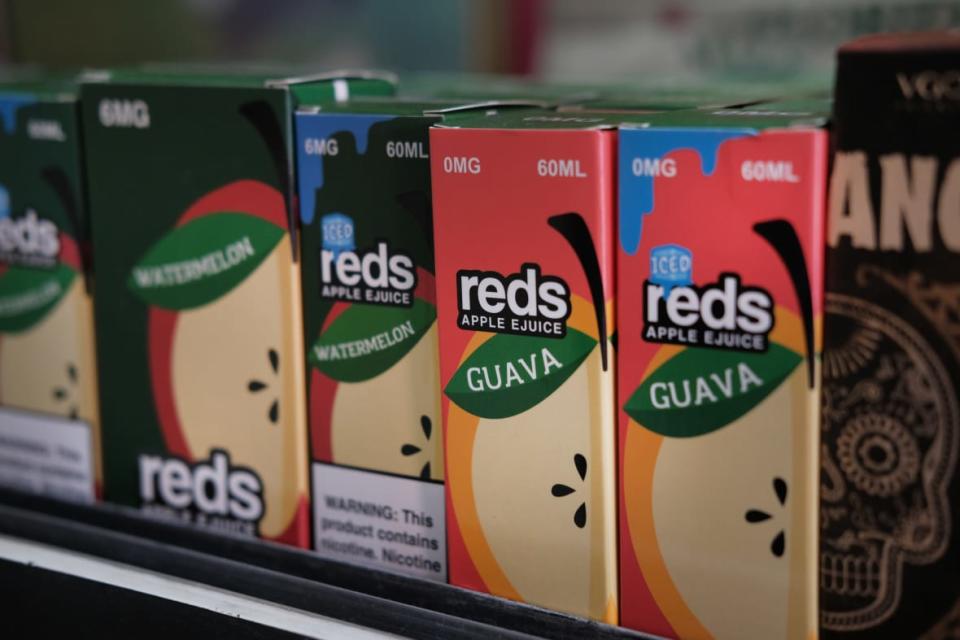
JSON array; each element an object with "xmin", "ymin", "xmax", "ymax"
[{"xmin": 823, "ymin": 31, "xmax": 960, "ymax": 638}]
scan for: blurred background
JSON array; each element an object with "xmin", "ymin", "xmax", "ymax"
[{"xmin": 1, "ymin": 0, "xmax": 959, "ymax": 84}]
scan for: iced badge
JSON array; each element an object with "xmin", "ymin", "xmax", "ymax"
[
  {"xmin": 649, "ymin": 244, "xmax": 692, "ymax": 296},
  {"xmin": 321, "ymin": 213, "xmax": 355, "ymax": 258}
]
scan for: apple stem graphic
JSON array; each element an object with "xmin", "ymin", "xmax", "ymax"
[
  {"xmin": 239, "ymin": 100, "xmax": 298, "ymax": 261},
  {"xmin": 41, "ymin": 166, "xmax": 79, "ymax": 235},
  {"xmin": 396, "ymin": 190, "xmax": 434, "ymax": 270},
  {"xmin": 42, "ymin": 166, "xmax": 92, "ymax": 292},
  {"xmin": 753, "ymin": 219, "xmax": 816, "ymax": 389},
  {"xmin": 548, "ymin": 212, "xmax": 609, "ymax": 371}
]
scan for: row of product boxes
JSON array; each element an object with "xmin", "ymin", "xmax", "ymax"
[{"xmin": 1, "ymin": 31, "xmax": 958, "ymax": 639}]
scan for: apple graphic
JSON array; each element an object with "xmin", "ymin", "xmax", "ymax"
[
  {"xmin": 623, "ymin": 349, "xmax": 814, "ymax": 640},
  {"xmin": 145, "ymin": 179, "xmax": 307, "ymax": 544},
  {"xmin": 445, "ymin": 294, "xmax": 616, "ymax": 623},
  {"xmin": 309, "ymin": 276, "xmax": 442, "ymax": 481},
  {"xmin": 620, "ymin": 216, "xmax": 819, "ymax": 639},
  {"xmin": 440, "ymin": 211, "xmax": 617, "ymax": 622},
  {"xmin": 0, "ymin": 233, "xmax": 102, "ymax": 488}
]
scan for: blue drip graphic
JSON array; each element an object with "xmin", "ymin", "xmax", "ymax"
[
  {"xmin": 295, "ymin": 113, "xmax": 391, "ymax": 224},
  {"xmin": 618, "ymin": 128, "xmax": 753, "ymax": 255},
  {"xmin": 0, "ymin": 184, "xmax": 9, "ymax": 219},
  {"xmin": 0, "ymin": 94, "xmax": 36, "ymax": 135}
]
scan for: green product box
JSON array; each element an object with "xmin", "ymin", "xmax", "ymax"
[
  {"xmin": 0, "ymin": 72, "xmax": 100, "ymax": 503},
  {"xmin": 295, "ymin": 98, "xmax": 538, "ymax": 580},
  {"xmin": 398, "ymin": 71, "xmax": 600, "ymax": 104},
  {"xmin": 81, "ymin": 68, "xmax": 394, "ymax": 546}
]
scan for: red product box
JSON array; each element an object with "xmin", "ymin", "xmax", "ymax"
[
  {"xmin": 429, "ymin": 109, "xmax": 618, "ymax": 623},
  {"xmin": 617, "ymin": 108, "xmax": 828, "ymax": 639}
]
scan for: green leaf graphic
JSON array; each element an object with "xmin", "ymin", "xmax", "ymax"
[
  {"xmin": 0, "ymin": 264, "xmax": 76, "ymax": 333},
  {"xmin": 445, "ymin": 329, "xmax": 597, "ymax": 420},
  {"xmin": 309, "ymin": 299, "xmax": 436, "ymax": 382},
  {"xmin": 624, "ymin": 342, "xmax": 802, "ymax": 438},
  {"xmin": 127, "ymin": 212, "xmax": 284, "ymax": 310}
]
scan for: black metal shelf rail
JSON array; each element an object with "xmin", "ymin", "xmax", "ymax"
[{"xmin": 0, "ymin": 489, "xmax": 656, "ymax": 640}]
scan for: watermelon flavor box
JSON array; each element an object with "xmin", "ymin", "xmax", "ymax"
[
  {"xmin": 0, "ymin": 75, "xmax": 100, "ymax": 504},
  {"xmin": 80, "ymin": 68, "xmax": 394, "ymax": 546},
  {"xmin": 297, "ymin": 99, "xmax": 466, "ymax": 580},
  {"xmin": 295, "ymin": 98, "xmax": 546, "ymax": 582}
]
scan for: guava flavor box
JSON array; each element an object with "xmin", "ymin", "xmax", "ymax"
[
  {"xmin": 430, "ymin": 109, "xmax": 620, "ymax": 622},
  {"xmin": 556, "ymin": 87, "xmax": 768, "ymax": 113},
  {"xmin": 822, "ymin": 32, "xmax": 960, "ymax": 639},
  {"xmin": 616, "ymin": 106, "xmax": 828, "ymax": 638},
  {"xmin": 81, "ymin": 69, "xmax": 395, "ymax": 546},
  {"xmin": 0, "ymin": 74, "xmax": 100, "ymax": 504}
]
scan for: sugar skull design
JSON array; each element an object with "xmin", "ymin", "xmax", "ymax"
[{"xmin": 821, "ymin": 286, "xmax": 959, "ymax": 631}]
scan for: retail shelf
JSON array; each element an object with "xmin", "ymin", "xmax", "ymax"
[{"xmin": 0, "ymin": 489, "xmax": 655, "ymax": 640}]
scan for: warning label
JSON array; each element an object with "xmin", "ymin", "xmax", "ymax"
[
  {"xmin": 0, "ymin": 407, "xmax": 94, "ymax": 503},
  {"xmin": 312, "ymin": 463, "xmax": 446, "ymax": 582}
]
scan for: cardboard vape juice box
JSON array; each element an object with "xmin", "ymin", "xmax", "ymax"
[
  {"xmin": 430, "ymin": 109, "xmax": 619, "ymax": 622},
  {"xmin": 295, "ymin": 99, "xmax": 457, "ymax": 580},
  {"xmin": 558, "ymin": 89, "xmax": 762, "ymax": 113},
  {"xmin": 822, "ymin": 32, "xmax": 960, "ymax": 638},
  {"xmin": 81, "ymin": 69, "xmax": 394, "ymax": 545},
  {"xmin": 0, "ymin": 75, "xmax": 100, "ymax": 503},
  {"xmin": 552, "ymin": 71, "xmax": 831, "ymax": 115},
  {"xmin": 617, "ymin": 107, "xmax": 828, "ymax": 638},
  {"xmin": 398, "ymin": 72, "xmax": 600, "ymax": 104}
]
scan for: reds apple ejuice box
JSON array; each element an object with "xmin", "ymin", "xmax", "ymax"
[
  {"xmin": 822, "ymin": 32, "xmax": 960, "ymax": 638},
  {"xmin": 617, "ymin": 107, "xmax": 828, "ymax": 639},
  {"xmin": 430, "ymin": 109, "xmax": 618, "ymax": 622},
  {"xmin": 294, "ymin": 100, "xmax": 456, "ymax": 580},
  {"xmin": 81, "ymin": 69, "xmax": 393, "ymax": 545},
  {"xmin": 0, "ymin": 76, "xmax": 100, "ymax": 503}
]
